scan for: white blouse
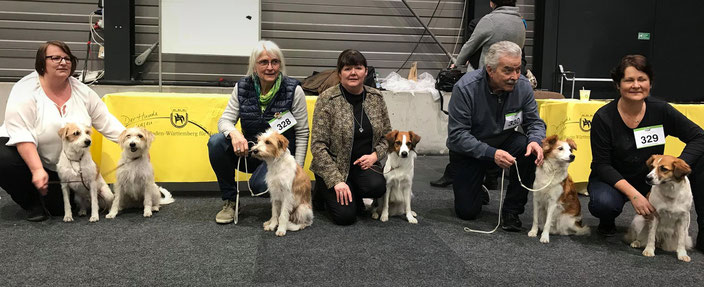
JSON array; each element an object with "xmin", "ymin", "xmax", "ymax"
[{"xmin": 0, "ymin": 72, "xmax": 125, "ymax": 171}]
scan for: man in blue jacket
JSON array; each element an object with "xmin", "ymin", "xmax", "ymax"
[{"xmin": 447, "ymin": 41, "xmax": 545, "ymax": 231}]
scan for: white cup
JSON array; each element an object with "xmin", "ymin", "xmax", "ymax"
[{"xmin": 579, "ymin": 89, "xmax": 591, "ymax": 101}]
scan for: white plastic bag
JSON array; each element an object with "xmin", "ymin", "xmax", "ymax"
[{"xmin": 380, "ymin": 72, "xmax": 440, "ymax": 101}]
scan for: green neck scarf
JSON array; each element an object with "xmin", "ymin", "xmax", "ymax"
[{"xmin": 254, "ymin": 73, "xmax": 282, "ymax": 112}]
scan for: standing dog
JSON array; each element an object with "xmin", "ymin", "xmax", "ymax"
[
  {"xmin": 528, "ymin": 135, "xmax": 590, "ymax": 243},
  {"xmin": 250, "ymin": 129, "xmax": 313, "ymax": 236},
  {"xmin": 106, "ymin": 127, "xmax": 174, "ymax": 219},
  {"xmin": 57, "ymin": 123, "xmax": 114, "ymax": 222},
  {"xmin": 371, "ymin": 130, "xmax": 420, "ymax": 223},
  {"xmin": 625, "ymin": 155, "xmax": 693, "ymax": 262}
]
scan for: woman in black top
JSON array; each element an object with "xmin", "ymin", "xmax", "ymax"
[{"xmin": 588, "ymin": 55, "xmax": 704, "ymax": 250}]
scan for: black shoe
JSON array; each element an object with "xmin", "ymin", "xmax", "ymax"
[
  {"xmin": 483, "ymin": 178, "xmax": 498, "ymax": 190},
  {"xmin": 501, "ymin": 213, "xmax": 522, "ymax": 232},
  {"xmin": 26, "ymin": 205, "xmax": 48, "ymax": 222},
  {"xmin": 597, "ymin": 220, "xmax": 617, "ymax": 237},
  {"xmin": 481, "ymin": 187, "xmax": 490, "ymax": 205},
  {"xmin": 430, "ymin": 175, "xmax": 453, "ymax": 187}
]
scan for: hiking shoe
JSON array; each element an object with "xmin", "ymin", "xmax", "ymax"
[
  {"xmin": 501, "ymin": 212, "xmax": 522, "ymax": 232},
  {"xmin": 215, "ymin": 200, "xmax": 236, "ymax": 224},
  {"xmin": 26, "ymin": 204, "xmax": 48, "ymax": 222},
  {"xmin": 597, "ymin": 220, "xmax": 617, "ymax": 237}
]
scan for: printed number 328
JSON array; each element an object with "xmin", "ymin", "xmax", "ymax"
[{"xmin": 277, "ymin": 118, "xmax": 292, "ymax": 130}]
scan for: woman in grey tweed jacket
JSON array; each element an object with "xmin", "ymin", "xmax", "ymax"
[{"xmin": 310, "ymin": 49, "xmax": 392, "ymax": 225}]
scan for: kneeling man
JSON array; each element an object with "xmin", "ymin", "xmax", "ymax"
[{"xmin": 447, "ymin": 41, "xmax": 545, "ymax": 231}]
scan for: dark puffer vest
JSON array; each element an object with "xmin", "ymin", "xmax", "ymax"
[{"xmin": 237, "ymin": 75, "xmax": 300, "ymax": 154}]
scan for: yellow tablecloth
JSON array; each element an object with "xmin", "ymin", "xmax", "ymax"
[
  {"xmin": 537, "ymin": 99, "xmax": 704, "ymax": 183},
  {"xmin": 90, "ymin": 92, "xmax": 317, "ymax": 183}
]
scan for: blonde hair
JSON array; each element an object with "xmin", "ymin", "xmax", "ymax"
[{"xmin": 246, "ymin": 40, "xmax": 286, "ymax": 76}]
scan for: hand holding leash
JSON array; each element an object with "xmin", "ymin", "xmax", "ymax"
[
  {"xmin": 354, "ymin": 152, "xmax": 378, "ymax": 170},
  {"xmin": 494, "ymin": 149, "xmax": 515, "ymax": 169},
  {"xmin": 334, "ymin": 182, "xmax": 353, "ymax": 205},
  {"xmin": 31, "ymin": 169, "xmax": 49, "ymax": 195},
  {"xmin": 229, "ymin": 130, "xmax": 249, "ymax": 157}
]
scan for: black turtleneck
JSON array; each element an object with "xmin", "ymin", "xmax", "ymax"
[{"xmin": 340, "ymin": 84, "xmax": 373, "ymax": 163}]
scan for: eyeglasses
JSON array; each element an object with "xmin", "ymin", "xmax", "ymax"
[
  {"xmin": 256, "ymin": 59, "xmax": 280, "ymax": 67},
  {"xmin": 46, "ymin": 55, "xmax": 72, "ymax": 64}
]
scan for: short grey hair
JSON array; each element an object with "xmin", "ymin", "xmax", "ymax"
[
  {"xmin": 484, "ymin": 41, "xmax": 522, "ymax": 70},
  {"xmin": 246, "ymin": 40, "xmax": 287, "ymax": 76}
]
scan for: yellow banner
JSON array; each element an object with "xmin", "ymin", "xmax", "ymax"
[{"xmin": 91, "ymin": 92, "xmax": 317, "ymax": 183}]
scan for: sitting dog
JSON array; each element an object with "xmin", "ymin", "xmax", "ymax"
[
  {"xmin": 624, "ymin": 155, "xmax": 693, "ymax": 262},
  {"xmin": 371, "ymin": 130, "xmax": 420, "ymax": 223},
  {"xmin": 250, "ymin": 129, "xmax": 313, "ymax": 236},
  {"xmin": 106, "ymin": 127, "xmax": 174, "ymax": 219},
  {"xmin": 528, "ymin": 135, "xmax": 590, "ymax": 243},
  {"xmin": 57, "ymin": 123, "xmax": 114, "ymax": 222}
]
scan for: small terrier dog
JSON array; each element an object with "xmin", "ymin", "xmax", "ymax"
[
  {"xmin": 372, "ymin": 130, "xmax": 420, "ymax": 223},
  {"xmin": 528, "ymin": 135, "xmax": 590, "ymax": 243},
  {"xmin": 250, "ymin": 129, "xmax": 313, "ymax": 236},
  {"xmin": 625, "ymin": 155, "xmax": 694, "ymax": 262},
  {"xmin": 106, "ymin": 127, "xmax": 174, "ymax": 219},
  {"xmin": 57, "ymin": 123, "xmax": 114, "ymax": 222}
]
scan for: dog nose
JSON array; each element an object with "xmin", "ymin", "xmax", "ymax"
[
  {"xmin": 646, "ymin": 175, "xmax": 654, "ymax": 184},
  {"xmin": 129, "ymin": 142, "xmax": 136, "ymax": 147},
  {"xmin": 251, "ymin": 149, "xmax": 258, "ymax": 154},
  {"xmin": 401, "ymin": 151, "xmax": 408, "ymax": 157},
  {"xmin": 84, "ymin": 139, "xmax": 91, "ymax": 146},
  {"xmin": 569, "ymin": 154, "xmax": 575, "ymax": 161}
]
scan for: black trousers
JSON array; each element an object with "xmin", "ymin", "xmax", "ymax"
[
  {"xmin": 314, "ymin": 164, "xmax": 386, "ymax": 225},
  {"xmin": 0, "ymin": 137, "xmax": 65, "ymax": 215},
  {"xmin": 451, "ymin": 132, "xmax": 536, "ymax": 220}
]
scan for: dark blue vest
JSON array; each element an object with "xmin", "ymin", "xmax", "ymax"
[{"xmin": 237, "ymin": 76, "xmax": 300, "ymax": 154}]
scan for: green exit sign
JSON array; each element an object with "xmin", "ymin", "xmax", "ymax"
[{"xmin": 638, "ymin": 32, "xmax": 651, "ymax": 40}]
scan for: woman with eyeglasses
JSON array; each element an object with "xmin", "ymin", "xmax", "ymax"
[
  {"xmin": 208, "ymin": 40, "xmax": 309, "ymax": 224},
  {"xmin": 310, "ymin": 49, "xmax": 391, "ymax": 225},
  {"xmin": 0, "ymin": 40, "xmax": 125, "ymax": 221}
]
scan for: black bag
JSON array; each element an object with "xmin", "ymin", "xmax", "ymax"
[
  {"xmin": 435, "ymin": 68, "xmax": 465, "ymax": 92},
  {"xmin": 364, "ymin": 66, "xmax": 377, "ymax": 88}
]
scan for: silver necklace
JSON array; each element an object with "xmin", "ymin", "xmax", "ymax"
[{"xmin": 343, "ymin": 88, "xmax": 365, "ymax": 133}]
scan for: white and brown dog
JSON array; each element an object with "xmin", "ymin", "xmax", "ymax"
[
  {"xmin": 371, "ymin": 130, "xmax": 420, "ymax": 223},
  {"xmin": 106, "ymin": 127, "xmax": 174, "ymax": 219},
  {"xmin": 528, "ymin": 135, "xmax": 590, "ymax": 243},
  {"xmin": 250, "ymin": 129, "xmax": 313, "ymax": 236},
  {"xmin": 625, "ymin": 155, "xmax": 694, "ymax": 262},
  {"xmin": 57, "ymin": 123, "xmax": 114, "ymax": 222}
]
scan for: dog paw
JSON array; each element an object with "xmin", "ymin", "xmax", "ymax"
[
  {"xmin": 105, "ymin": 213, "xmax": 116, "ymax": 219},
  {"xmin": 275, "ymin": 229, "xmax": 287, "ymax": 237},
  {"xmin": 371, "ymin": 212, "xmax": 380, "ymax": 220},
  {"xmin": 63, "ymin": 215, "xmax": 74, "ymax": 222},
  {"xmin": 78, "ymin": 210, "xmax": 87, "ymax": 217},
  {"xmin": 152, "ymin": 206, "xmax": 160, "ymax": 212},
  {"xmin": 678, "ymin": 254, "xmax": 691, "ymax": 262},
  {"xmin": 527, "ymin": 229, "xmax": 538, "ymax": 237},
  {"xmin": 642, "ymin": 248, "xmax": 655, "ymax": 257},
  {"xmin": 380, "ymin": 214, "xmax": 389, "ymax": 222},
  {"xmin": 630, "ymin": 241, "xmax": 642, "ymax": 248},
  {"xmin": 143, "ymin": 210, "xmax": 152, "ymax": 217},
  {"xmin": 540, "ymin": 235, "xmax": 550, "ymax": 244},
  {"xmin": 411, "ymin": 211, "xmax": 417, "ymax": 217},
  {"xmin": 89, "ymin": 216, "xmax": 99, "ymax": 222},
  {"xmin": 407, "ymin": 216, "xmax": 418, "ymax": 224},
  {"xmin": 263, "ymin": 220, "xmax": 277, "ymax": 231}
]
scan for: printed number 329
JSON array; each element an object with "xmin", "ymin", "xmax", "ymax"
[{"xmin": 641, "ymin": 134, "xmax": 658, "ymax": 144}]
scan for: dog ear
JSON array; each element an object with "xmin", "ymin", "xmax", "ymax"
[
  {"xmin": 118, "ymin": 129, "xmax": 127, "ymax": 146},
  {"xmin": 409, "ymin": 131, "xmax": 421, "ymax": 147},
  {"xmin": 276, "ymin": 133, "xmax": 289, "ymax": 150},
  {"xmin": 673, "ymin": 158, "xmax": 692, "ymax": 180},
  {"xmin": 143, "ymin": 128, "xmax": 155, "ymax": 143},
  {"xmin": 385, "ymin": 130, "xmax": 399, "ymax": 151},
  {"xmin": 565, "ymin": 138, "xmax": 577, "ymax": 151},
  {"xmin": 58, "ymin": 125, "xmax": 68, "ymax": 138},
  {"xmin": 645, "ymin": 154, "xmax": 659, "ymax": 169},
  {"xmin": 542, "ymin": 135, "xmax": 558, "ymax": 149}
]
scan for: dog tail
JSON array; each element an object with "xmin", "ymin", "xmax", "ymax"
[
  {"xmin": 158, "ymin": 186, "xmax": 175, "ymax": 205},
  {"xmin": 573, "ymin": 220, "xmax": 591, "ymax": 236},
  {"xmin": 291, "ymin": 204, "xmax": 314, "ymax": 227}
]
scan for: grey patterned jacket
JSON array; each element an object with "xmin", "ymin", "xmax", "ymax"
[{"xmin": 310, "ymin": 85, "xmax": 392, "ymax": 189}]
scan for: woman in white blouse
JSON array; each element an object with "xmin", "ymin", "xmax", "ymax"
[{"xmin": 0, "ymin": 41, "xmax": 125, "ymax": 221}]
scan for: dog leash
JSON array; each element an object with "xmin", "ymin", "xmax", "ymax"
[
  {"xmin": 463, "ymin": 160, "xmax": 556, "ymax": 234},
  {"xmin": 232, "ymin": 144, "xmax": 269, "ymax": 225}
]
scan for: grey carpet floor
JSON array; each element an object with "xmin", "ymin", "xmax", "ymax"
[{"xmin": 1, "ymin": 155, "xmax": 702, "ymax": 286}]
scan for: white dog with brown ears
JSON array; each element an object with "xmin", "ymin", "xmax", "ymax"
[
  {"xmin": 625, "ymin": 154, "xmax": 694, "ymax": 262},
  {"xmin": 371, "ymin": 130, "xmax": 421, "ymax": 223},
  {"xmin": 528, "ymin": 135, "xmax": 590, "ymax": 243},
  {"xmin": 57, "ymin": 123, "xmax": 114, "ymax": 222},
  {"xmin": 106, "ymin": 127, "xmax": 174, "ymax": 219},
  {"xmin": 250, "ymin": 129, "xmax": 313, "ymax": 236}
]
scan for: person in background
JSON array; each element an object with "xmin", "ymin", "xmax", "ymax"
[
  {"xmin": 310, "ymin": 49, "xmax": 392, "ymax": 225},
  {"xmin": 588, "ymin": 55, "xmax": 704, "ymax": 250},
  {"xmin": 208, "ymin": 40, "xmax": 309, "ymax": 224},
  {"xmin": 0, "ymin": 40, "xmax": 125, "ymax": 221},
  {"xmin": 447, "ymin": 41, "xmax": 545, "ymax": 231}
]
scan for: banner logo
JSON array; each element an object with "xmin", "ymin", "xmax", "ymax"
[
  {"xmin": 580, "ymin": 117, "xmax": 592, "ymax": 131},
  {"xmin": 170, "ymin": 109, "xmax": 188, "ymax": 128}
]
